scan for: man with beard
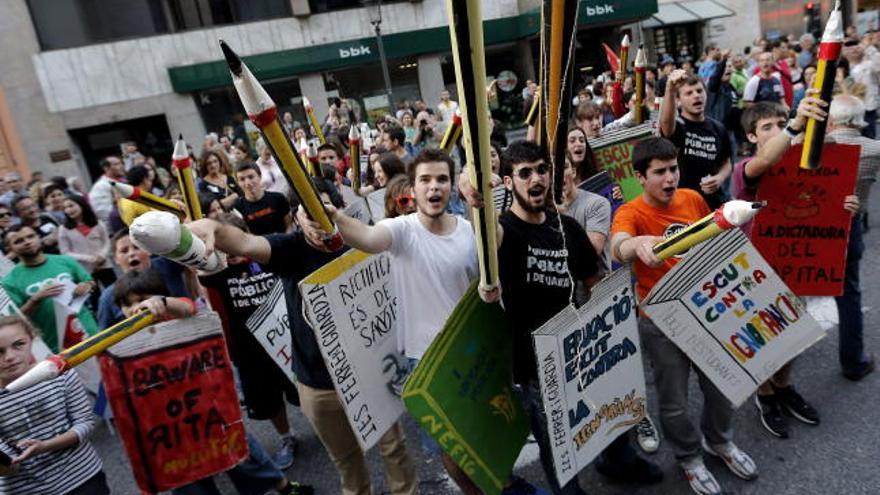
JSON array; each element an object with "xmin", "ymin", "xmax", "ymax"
[
  {"xmin": 659, "ymin": 70, "xmax": 732, "ymax": 210},
  {"xmin": 1, "ymin": 225, "xmax": 97, "ymax": 352},
  {"xmin": 611, "ymin": 137, "xmax": 757, "ymax": 495},
  {"xmin": 299, "ymin": 148, "xmax": 486, "ymax": 494},
  {"xmin": 460, "ymin": 140, "xmax": 661, "ymax": 495}
]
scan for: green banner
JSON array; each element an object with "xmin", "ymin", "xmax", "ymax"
[
  {"xmin": 402, "ymin": 283, "xmax": 529, "ymax": 495},
  {"xmin": 588, "ymin": 123, "xmax": 655, "ymax": 201}
]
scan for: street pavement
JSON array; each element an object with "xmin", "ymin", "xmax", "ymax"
[{"xmin": 95, "ymin": 195, "xmax": 880, "ymax": 494}]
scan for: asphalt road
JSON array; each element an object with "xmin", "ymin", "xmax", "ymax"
[{"xmin": 95, "ymin": 196, "xmax": 880, "ymax": 495}]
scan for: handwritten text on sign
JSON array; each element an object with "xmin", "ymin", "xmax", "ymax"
[
  {"xmin": 643, "ymin": 230, "xmax": 825, "ymax": 406},
  {"xmin": 246, "ymin": 281, "xmax": 297, "ymax": 385},
  {"xmin": 300, "ymin": 251, "xmax": 406, "ymax": 450},
  {"xmin": 99, "ymin": 312, "xmax": 247, "ymax": 492},
  {"xmin": 751, "ymin": 144, "xmax": 859, "ymax": 296},
  {"xmin": 534, "ymin": 268, "xmax": 647, "ymax": 486}
]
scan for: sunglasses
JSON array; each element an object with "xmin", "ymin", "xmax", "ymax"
[
  {"xmin": 515, "ymin": 163, "xmax": 550, "ymax": 180},
  {"xmin": 0, "ymin": 212, "xmax": 10, "ymax": 218},
  {"xmin": 395, "ymin": 194, "xmax": 415, "ymax": 209}
]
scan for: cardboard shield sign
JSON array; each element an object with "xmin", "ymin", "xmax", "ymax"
[
  {"xmin": 642, "ymin": 229, "xmax": 826, "ymax": 406},
  {"xmin": 99, "ymin": 312, "xmax": 248, "ymax": 493},
  {"xmin": 533, "ymin": 268, "xmax": 646, "ymax": 486},
  {"xmin": 402, "ymin": 283, "xmax": 529, "ymax": 495}
]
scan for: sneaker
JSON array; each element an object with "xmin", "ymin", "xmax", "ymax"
[
  {"xmin": 754, "ymin": 394, "xmax": 789, "ymax": 438},
  {"xmin": 500, "ymin": 476, "xmax": 549, "ymax": 495},
  {"xmin": 278, "ymin": 481, "xmax": 314, "ymax": 495},
  {"xmin": 701, "ymin": 438, "xmax": 758, "ymax": 481},
  {"xmin": 273, "ymin": 436, "xmax": 297, "ymax": 470},
  {"xmin": 843, "ymin": 354, "xmax": 876, "ymax": 381},
  {"xmin": 636, "ymin": 416, "xmax": 660, "ymax": 453},
  {"xmin": 773, "ymin": 385, "xmax": 820, "ymax": 425},
  {"xmin": 680, "ymin": 457, "xmax": 722, "ymax": 495}
]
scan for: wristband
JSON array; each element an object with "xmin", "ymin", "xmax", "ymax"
[{"xmin": 784, "ymin": 121, "xmax": 804, "ymax": 139}]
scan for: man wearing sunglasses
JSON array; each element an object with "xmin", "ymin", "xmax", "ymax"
[{"xmin": 459, "ymin": 140, "xmax": 661, "ymax": 495}]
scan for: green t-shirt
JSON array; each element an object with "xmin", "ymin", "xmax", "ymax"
[
  {"xmin": 730, "ymin": 70, "xmax": 749, "ymax": 108},
  {"xmin": 2, "ymin": 255, "xmax": 98, "ymax": 352}
]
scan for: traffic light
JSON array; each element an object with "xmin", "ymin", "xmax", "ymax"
[{"xmin": 805, "ymin": 3, "xmax": 822, "ymax": 38}]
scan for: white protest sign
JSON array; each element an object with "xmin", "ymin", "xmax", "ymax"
[
  {"xmin": 299, "ymin": 250, "xmax": 406, "ymax": 450},
  {"xmin": 534, "ymin": 268, "xmax": 646, "ymax": 487},
  {"xmin": 245, "ymin": 281, "xmax": 297, "ymax": 385},
  {"xmin": 642, "ymin": 229, "xmax": 825, "ymax": 407}
]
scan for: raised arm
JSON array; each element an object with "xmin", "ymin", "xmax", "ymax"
[
  {"xmin": 296, "ymin": 206, "xmax": 392, "ymax": 254},
  {"xmin": 659, "ymin": 69, "xmax": 688, "ymax": 137},
  {"xmin": 188, "ymin": 218, "xmax": 272, "ymax": 264}
]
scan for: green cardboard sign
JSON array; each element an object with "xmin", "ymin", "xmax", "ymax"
[
  {"xmin": 589, "ymin": 123, "xmax": 655, "ymax": 201},
  {"xmin": 402, "ymin": 283, "xmax": 529, "ymax": 495}
]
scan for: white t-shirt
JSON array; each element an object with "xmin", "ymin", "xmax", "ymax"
[{"xmin": 380, "ymin": 213, "xmax": 478, "ymax": 359}]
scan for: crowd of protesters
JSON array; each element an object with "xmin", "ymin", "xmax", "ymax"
[{"xmin": 0, "ymin": 24, "xmax": 878, "ymax": 495}]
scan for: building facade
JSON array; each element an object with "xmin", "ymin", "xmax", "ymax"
[{"xmin": 1, "ymin": 0, "xmax": 662, "ymax": 182}]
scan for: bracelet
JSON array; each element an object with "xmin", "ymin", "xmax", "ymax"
[{"xmin": 784, "ymin": 122, "xmax": 804, "ymax": 139}]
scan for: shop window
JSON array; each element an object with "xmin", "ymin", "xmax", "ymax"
[
  {"xmin": 27, "ymin": 0, "xmax": 291, "ymax": 51},
  {"xmin": 323, "ymin": 57, "xmax": 420, "ymax": 124},
  {"xmin": 309, "ymin": 0, "xmax": 407, "ymax": 14}
]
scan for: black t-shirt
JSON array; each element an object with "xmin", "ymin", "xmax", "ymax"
[
  {"xmin": 498, "ymin": 211, "xmax": 600, "ymax": 384},
  {"xmin": 32, "ymin": 215, "xmax": 60, "ymax": 254},
  {"xmin": 199, "ymin": 261, "xmax": 278, "ymax": 364},
  {"xmin": 262, "ymin": 232, "xmax": 348, "ymax": 390},
  {"xmin": 669, "ymin": 115, "xmax": 731, "ymax": 209},
  {"xmin": 235, "ymin": 191, "xmax": 290, "ymax": 236}
]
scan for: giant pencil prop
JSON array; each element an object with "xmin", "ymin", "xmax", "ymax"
[
  {"xmin": 446, "ymin": 0, "xmax": 499, "ymax": 291},
  {"xmin": 634, "ymin": 44, "xmax": 647, "ymax": 124},
  {"xmin": 303, "ymin": 96, "xmax": 326, "ymax": 145},
  {"xmin": 220, "ymin": 41, "xmax": 343, "ymax": 250},
  {"xmin": 349, "ymin": 125, "xmax": 362, "ymax": 193},
  {"xmin": 131, "ymin": 211, "xmax": 226, "ymax": 273},
  {"xmin": 542, "ymin": 0, "xmax": 579, "ymax": 201},
  {"xmin": 3, "ymin": 311, "xmax": 159, "ymax": 393},
  {"xmin": 172, "ymin": 134, "xmax": 203, "ymax": 220},
  {"xmin": 652, "ymin": 200, "xmax": 765, "ymax": 260},
  {"xmin": 439, "ymin": 110, "xmax": 463, "ymax": 153},
  {"xmin": 110, "ymin": 181, "xmax": 187, "ymax": 220},
  {"xmin": 800, "ymin": 0, "xmax": 844, "ymax": 170}
]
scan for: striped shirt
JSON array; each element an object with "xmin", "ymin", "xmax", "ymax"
[
  {"xmin": 828, "ymin": 128, "xmax": 880, "ymax": 213},
  {"xmin": 0, "ymin": 370, "xmax": 102, "ymax": 495}
]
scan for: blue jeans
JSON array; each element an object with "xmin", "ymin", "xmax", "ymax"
[
  {"xmin": 835, "ymin": 215, "xmax": 869, "ymax": 374},
  {"xmin": 515, "ymin": 381, "xmax": 587, "ymax": 495},
  {"xmin": 172, "ymin": 433, "xmax": 283, "ymax": 495}
]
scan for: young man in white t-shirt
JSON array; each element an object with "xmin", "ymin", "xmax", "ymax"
[{"xmin": 299, "ymin": 148, "xmax": 483, "ymax": 494}]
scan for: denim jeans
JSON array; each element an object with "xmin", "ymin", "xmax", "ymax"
[
  {"xmin": 172, "ymin": 433, "xmax": 283, "ymax": 495},
  {"xmin": 638, "ymin": 318, "xmax": 733, "ymax": 461},
  {"xmin": 835, "ymin": 215, "xmax": 869, "ymax": 374},
  {"xmin": 515, "ymin": 381, "xmax": 588, "ymax": 495}
]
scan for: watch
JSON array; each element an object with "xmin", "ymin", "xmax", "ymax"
[{"xmin": 784, "ymin": 121, "xmax": 804, "ymax": 139}]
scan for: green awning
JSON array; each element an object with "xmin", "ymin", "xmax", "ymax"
[{"xmin": 169, "ymin": 1, "xmax": 658, "ymax": 93}]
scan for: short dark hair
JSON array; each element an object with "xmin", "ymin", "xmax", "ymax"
[
  {"xmin": 111, "ymin": 227, "xmax": 130, "ymax": 255},
  {"xmin": 376, "ymin": 153, "xmax": 406, "ymax": 184},
  {"xmin": 632, "ymin": 137, "xmax": 678, "ymax": 176},
  {"xmin": 114, "ymin": 270, "xmax": 168, "ymax": 307},
  {"xmin": 676, "ymin": 73, "xmax": 704, "ymax": 95},
  {"xmin": 126, "ymin": 165, "xmax": 150, "ymax": 188},
  {"xmin": 500, "ymin": 140, "xmax": 547, "ymax": 177},
  {"xmin": 12, "ymin": 195, "xmax": 32, "ymax": 212},
  {"xmin": 741, "ymin": 101, "xmax": 788, "ymax": 135},
  {"xmin": 235, "ymin": 162, "xmax": 261, "ymax": 176},
  {"xmin": 407, "ymin": 148, "xmax": 455, "ymax": 185},
  {"xmin": 317, "ymin": 143, "xmax": 338, "ymax": 156},
  {"xmin": 313, "ymin": 178, "xmax": 345, "ymax": 208},
  {"xmin": 384, "ymin": 125, "xmax": 406, "ymax": 146},
  {"xmin": 100, "ymin": 156, "xmax": 120, "ymax": 170},
  {"xmin": 3, "ymin": 223, "xmax": 35, "ymax": 244}
]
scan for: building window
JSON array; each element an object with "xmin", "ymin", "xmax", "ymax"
[
  {"xmin": 309, "ymin": 0, "xmax": 406, "ymax": 15},
  {"xmin": 27, "ymin": 0, "xmax": 291, "ymax": 51}
]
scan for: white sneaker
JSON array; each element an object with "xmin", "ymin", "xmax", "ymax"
[
  {"xmin": 680, "ymin": 457, "xmax": 722, "ymax": 495},
  {"xmin": 702, "ymin": 438, "xmax": 758, "ymax": 481},
  {"xmin": 636, "ymin": 415, "xmax": 660, "ymax": 453}
]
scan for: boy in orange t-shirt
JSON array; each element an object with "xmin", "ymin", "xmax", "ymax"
[{"xmin": 610, "ymin": 137, "xmax": 758, "ymax": 495}]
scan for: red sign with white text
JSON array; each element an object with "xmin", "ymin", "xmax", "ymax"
[
  {"xmin": 751, "ymin": 144, "xmax": 860, "ymax": 296},
  {"xmin": 99, "ymin": 314, "xmax": 247, "ymax": 493}
]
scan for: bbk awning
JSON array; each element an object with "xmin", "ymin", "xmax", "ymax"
[{"xmin": 641, "ymin": 0, "xmax": 735, "ymax": 28}]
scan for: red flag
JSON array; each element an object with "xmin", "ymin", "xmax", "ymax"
[
  {"xmin": 602, "ymin": 43, "xmax": 620, "ymax": 74},
  {"xmin": 611, "ymin": 81, "xmax": 626, "ymax": 118}
]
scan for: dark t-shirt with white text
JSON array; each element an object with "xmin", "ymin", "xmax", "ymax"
[
  {"xmin": 670, "ymin": 116, "xmax": 731, "ymax": 209},
  {"xmin": 498, "ymin": 211, "xmax": 600, "ymax": 384}
]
